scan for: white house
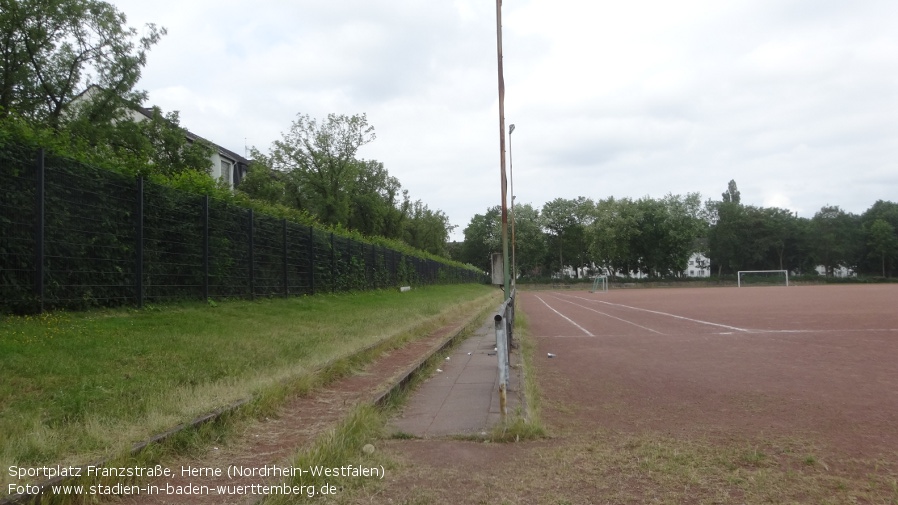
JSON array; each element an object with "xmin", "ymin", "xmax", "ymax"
[
  {"xmin": 814, "ymin": 265, "xmax": 856, "ymax": 277},
  {"xmin": 684, "ymin": 251, "xmax": 711, "ymax": 278},
  {"xmin": 129, "ymin": 106, "xmax": 249, "ymax": 189},
  {"xmin": 72, "ymin": 86, "xmax": 249, "ymax": 188}
]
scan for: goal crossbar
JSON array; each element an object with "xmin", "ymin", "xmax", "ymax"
[{"xmin": 737, "ymin": 270, "xmax": 789, "ymax": 287}]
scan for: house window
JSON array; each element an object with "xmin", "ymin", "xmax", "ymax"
[{"xmin": 221, "ymin": 159, "xmax": 232, "ymax": 184}]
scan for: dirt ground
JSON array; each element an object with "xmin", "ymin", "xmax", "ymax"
[{"xmin": 327, "ymin": 285, "xmax": 898, "ymax": 505}]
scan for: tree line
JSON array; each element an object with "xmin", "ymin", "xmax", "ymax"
[
  {"xmin": 241, "ymin": 113, "xmax": 455, "ymax": 257},
  {"xmin": 0, "ymin": 0, "xmax": 456, "ymax": 257},
  {"xmin": 457, "ymin": 180, "xmax": 898, "ymax": 279}
]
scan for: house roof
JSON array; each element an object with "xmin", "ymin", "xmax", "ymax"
[{"xmin": 135, "ymin": 106, "xmax": 249, "ymax": 165}]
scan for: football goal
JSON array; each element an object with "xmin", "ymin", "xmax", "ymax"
[
  {"xmin": 590, "ymin": 276, "xmax": 608, "ymax": 293},
  {"xmin": 737, "ymin": 270, "xmax": 790, "ymax": 287}
]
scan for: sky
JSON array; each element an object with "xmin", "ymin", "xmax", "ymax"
[{"xmin": 110, "ymin": 0, "xmax": 898, "ymax": 241}]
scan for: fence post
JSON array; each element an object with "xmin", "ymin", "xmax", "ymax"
[
  {"xmin": 136, "ymin": 176, "xmax": 144, "ymax": 309},
  {"xmin": 34, "ymin": 149, "xmax": 45, "ymax": 313},
  {"xmin": 248, "ymin": 209, "xmax": 254, "ymax": 300},
  {"xmin": 203, "ymin": 195, "xmax": 209, "ymax": 302},
  {"xmin": 308, "ymin": 225, "xmax": 315, "ymax": 295},
  {"xmin": 283, "ymin": 219, "xmax": 288, "ymax": 297}
]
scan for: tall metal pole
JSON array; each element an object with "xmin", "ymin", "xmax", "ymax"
[
  {"xmin": 509, "ymin": 124, "xmax": 516, "ymax": 285},
  {"xmin": 496, "ymin": 0, "xmax": 510, "ymax": 301}
]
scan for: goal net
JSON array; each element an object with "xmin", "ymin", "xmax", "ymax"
[
  {"xmin": 737, "ymin": 270, "xmax": 790, "ymax": 287},
  {"xmin": 590, "ymin": 276, "xmax": 608, "ymax": 293}
]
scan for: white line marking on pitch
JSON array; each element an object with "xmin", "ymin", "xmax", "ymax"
[
  {"xmin": 534, "ymin": 295, "xmax": 595, "ymax": 336},
  {"xmin": 561, "ymin": 293, "xmax": 752, "ymax": 333},
  {"xmin": 539, "ymin": 335, "xmax": 599, "ymax": 338},
  {"xmin": 549, "ymin": 295, "xmax": 665, "ymax": 335}
]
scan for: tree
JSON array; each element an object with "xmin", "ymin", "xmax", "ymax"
[
  {"xmin": 867, "ymin": 219, "xmax": 898, "ymax": 277},
  {"xmin": 858, "ymin": 200, "xmax": 898, "ymax": 275},
  {"xmin": 542, "ymin": 197, "xmax": 592, "ymax": 277},
  {"xmin": 708, "ymin": 200, "xmax": 745, "ymax": 276},
  {"xmin": 65, "ymin": 104, "xmax": 215, "ymax": 177},
  {"xmin": 460, "ymin": 206, "xmax": 501, "ymax": 271},
  {"xmin": 348, "ymin": 159, "xmax": 403, "ymax": 238},
  {"xmin": 589, "ymin": 197, "xmax": 643, "ymax": 278},
  {"xmin": 0, "ymin": 0, "xmax": 164, "ymax": 126},
  {"xmin": 657, "ymin": 193, "xmax": 706, "ymax": 276},
  {"xmin": 721, "ymin": 179, "xmax": 741, "ymax": 204},
  {"xmin": 237, "ymin": 162, "xmax": 286, "ymax": 205},
  {"xmin": 511, "ymin": 202, "xmax": 547, "ymax": 278},
  {"xmin": 264, "ymin": 113, "xmax": 375, "ymax": 226},
  {"xmin": 811, "ymin": 205, "xmax": 861, "ymax": 277},
  {"xmin": 401, "ymin": 199, "xmax": 454, "ymax": 256}
]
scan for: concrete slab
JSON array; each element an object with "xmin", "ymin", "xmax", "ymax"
[{"xmin": 388, "ymin": 316, "xmax": 521, "ymax": 438}]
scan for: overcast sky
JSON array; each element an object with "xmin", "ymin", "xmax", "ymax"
[{"xmin": 111, "ymin": 0, "xmax": 898, "ymax": 240}]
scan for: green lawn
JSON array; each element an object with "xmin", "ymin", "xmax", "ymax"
[{"xmin": 0, "ymin": 284, "xmax": 497, "ymax": 489}]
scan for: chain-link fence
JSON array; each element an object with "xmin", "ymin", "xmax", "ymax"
[{"xmin": 0, "ymin": 145, "xmax": 483, "ymax": 314}]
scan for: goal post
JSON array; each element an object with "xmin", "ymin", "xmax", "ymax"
[
  {"xmin": 737, "ymin": 270, "xmax": 789, "ymax": 287},
  {"xmin": 590, "ymin": 276, "xmax": 608, "ymax": 293}
]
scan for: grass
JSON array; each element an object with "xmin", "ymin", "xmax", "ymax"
[
  {"xmin": 315, "ymin": 429, "xmax": 898, "ymax": 504},
  {"xmin": 0, "ymin": 284, "xmax": 496, "ymax": 494},
  {"xmin": 264, "ymin": 404, "xmax": 389, "ymax": 504}
]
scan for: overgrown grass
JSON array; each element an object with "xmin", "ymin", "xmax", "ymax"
[
  {"xmin": 264, "ymin": 404, "xmax": 390, "ymax": 504},
  {"xmin": 0, "ymin": 284, "xmax": 496, "ymax": 493},
  {"xmin": 488, "ymin": 309, "xmax": 545, "ymax": 443}
]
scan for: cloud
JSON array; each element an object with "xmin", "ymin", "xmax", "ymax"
[{"xmin": 111, "ymin": 0, "xmax": 898, "ymax": 241}]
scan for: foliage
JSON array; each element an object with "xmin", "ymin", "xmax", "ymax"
[
  {"xmin": 0, "ymin": 0, "xmax": 164, "ymax": 127},
  {"xmin": 261, "ymin": 112, "xmax": 375, "ymax": 226},
  {"xmin": 811, "ymin": 205, "xmax": 862, "ymax": 277},
  {"xmin": 866, "ymin": 219, "xmax": 898, "ymax": 277},
  {"xmin": 460, "ymin": 205, "xmax": 500, "ymax": 272},
  {"xmin": 459, "ymin": 177, "xmax": 897, "ymax": 281},
  {"xmin": 511, "ymin": 203, "xmax": 548, "ymax": 278},
  {"xmin": 589, "ymin": 194, "xmax": 704, "ymax": 278},
  {"xmin": 400, "ymin": 197, "xmax": 455, "ymax": 256},
  {"xmin": 254, "ymin": 113, "xmax": 457, "ymax": 255}
]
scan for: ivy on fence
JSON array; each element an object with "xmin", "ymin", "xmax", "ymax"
[{"xmin": 0, "ymin": 145, "xmax": 483, "ymax": 314}]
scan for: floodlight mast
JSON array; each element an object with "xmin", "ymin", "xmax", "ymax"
[{"xmin": 495, "ymin": 0, "xmax": 510, "ymax": 300}]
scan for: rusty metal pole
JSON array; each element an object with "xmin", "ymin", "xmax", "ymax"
[
  {"xmin": 496, "ymin": 0, "xmax": 510, "ymax": 302},
  {"xmin": 495, "ymin": 0, "xmax": 510, "ymax": 419}
]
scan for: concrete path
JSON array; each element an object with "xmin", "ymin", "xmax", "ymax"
[{"xmin": 388, "ymin": 317, "xmax": 521, "ymax": 438}]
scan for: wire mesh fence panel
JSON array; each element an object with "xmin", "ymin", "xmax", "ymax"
[
  {"xmin": 0, "ymin": 146, "xmax": 38, "ymax": 313},
  {"xmin": 1, "ymin": 142, "xmax": 484, "ymax": 314},
  {"xmin": 143, "ymin": 180, "xmax": 204, "ymax": 302},
  {"xmin": 253, "ymin": 213, "xmax": 286, "ymax": 297},
  {"xmin": 42, "ymin": 156, "xmax": 137, "ymax": 311},
  {"xmin": 285, "ymin": 221, "xmax": 312, "ymax": 295},
  {"xmin": 208, "ymin": 200, "xmax": 251, "ymax": 298}
]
